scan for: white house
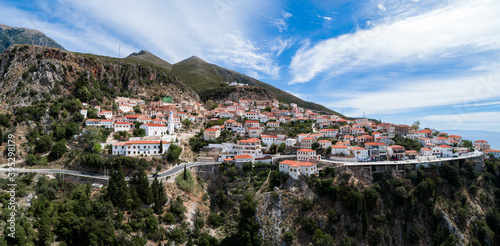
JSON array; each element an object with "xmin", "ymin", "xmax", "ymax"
[
  {"xmin": 114, "ymin": 122, "xmax": 134, "ymax": 132},
  {"xmin": 297, "ymin": 149, "xmax": 319, "ymax": 161},
  {"xmin": 331, "ymin": 145, "xmax": 349, "ymax": 156},
  {"xmin": 285, "ymin": 138, "xmax": 297, "ymax": 146},
  {"xmin": 317, "ymin": 140, "xmax": 332, "ymax": 149},
  {"xmin": 485, "ymin": 149, "xmax": 500, "ymax": 158},
  {"xmin": 319, "ymin": 129, "xmax": 338, "ymax": 138},
  {"xmin": 85, "ymin": 119, "xmax": 100, "ymax": 126},
  {"xmin": 432, "ymin": 145, "xmax": 454, "ymax": 157},
  {"xmin": 279, "ymin": 160, "xmax": 318, "ymax": 180},
  {"xmin": 261, "ymin": 134, "xmax": 280, "ymax": 146},
  {"xmin": 266, "ymin": 121, "xmax": 280, "ymax": 128},
  {"xmin": 112, "ymin": 140, "xmax": 170, "ymax": 156},
  {"xmin": 140, "ymin": 123, "xmax": 169, "ymax": 136},
  {"xmin": 80, "ymin": 109, "xmax": 87, "ymax": 119},
  {"xmin": 234, "ymin": 138, "xmax": 264, "ymax": 158},
  {"xmin": 350, "ymin": 147, "xmax": 369, "ymax": 161},
  {"xmin": 100, "ymin": 119, "xmax": 113, "ymax": 128}
]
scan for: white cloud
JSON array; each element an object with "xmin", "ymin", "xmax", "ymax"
[
  {"xmin": 273, "ymin": 19, "xmax": 288, "ymax": 32},
  {"xmin": 270, "ymin": 37, "xmax": 295, "ymax": 56},
  {"xmin": 289, "ymin": 0, "xmax": 500, "ymax": 84},
  {"xmin": 273, "ymin": 11, "xmax": 293, "ymax": 33},
  {"xmin": 378, "ymin": 4, "xmax": 387, "ymax": 12},
  {"xmin": 324, "ymin": 70, "xmax": 500, "ymax": 116},
  {"xmin": 323, "ymin": 16, "xmax": 333, "ymax": 21},
  {"xmin": 0, "ymin": 0, "xmax": 281, "ymax": 78},
  {"xmin": 421, "ymin": 112, "xmax": 500, "ymax": 131}
]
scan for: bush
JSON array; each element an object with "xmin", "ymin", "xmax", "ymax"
[
  {"xmin": 282, "ymin": 231, "xmax": 293, "ymax": 243},
  {"xmin": 300, "ymin": 217, "xmax": 318, "ymax": 234},
  {"xmin": 176, "ymin": 167, "xmax": 195, "ymax": 193},
  {"xmin": 49, "ymin": 139, "xmax": 67, "ymax": 161},
  {"xmin": 207, "ymin": 212, "xmax": 223, "ymax": 227}
]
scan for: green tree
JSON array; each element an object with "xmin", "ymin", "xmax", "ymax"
[
  {"xmin": 238, "ymin": 192, "xmax": 261, "ymax": 245},
  {"xmin": 311, "ymin": 142, "xmax": 320, "ymax": 151},
  {"xmin": 159, "ymin": 139, "xmax": 163, "ymax": 154},
  {"xmin": 35, "ymin": 135, "xmax": 53, "ymax": 153},
  {"xmin": 76, "ymin": 86, "xmax": 91, "ymax": 102},
  {"xmin": 151, "ymin": 177, "xmax": 166, "ymax": 214},
  {"xmin": 106, "ymin": 164, "xmax": 129, "ymax": 207},
  {"xmin": 130, "ymin": 168, "xmax": 152, "ymax": 204},
  {"xmin": 73, "ymin": 112, "xmax": 84, "ymax": 122},
  {"xmin": 49, "ymin": 139, "xmax": 67, "ymax": 161},
  {"xmin": 133, "ymin": 105, "xmax": 141, "ymax": 113}
]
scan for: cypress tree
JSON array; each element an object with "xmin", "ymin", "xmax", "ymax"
[
  {"xmin": 151, "ymin": 176, "xmax": 165, "ymax": 214},
  {"xmin": 107, "ymin": 164, "xmax": 129, "ymax": 208},
  {"xmin": 159, "ymin": 139, "xmax": 163, "ymax": 154},
  {"xmin": 183, "ymin": 165, "xmax": 187, "ymax": 180}
]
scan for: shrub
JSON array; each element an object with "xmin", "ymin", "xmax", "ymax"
[
  {"xmin": 176, "ymin": 168, "xmax": 195, "ymax": 193},
  {"xmin": 300, "ymin": 217, "xmax": 318, "ymax": 234}
]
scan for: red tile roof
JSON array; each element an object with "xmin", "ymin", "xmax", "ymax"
[
  {"xmin": 143, "ymin": 123, "xmax": 168, "ymax": 127},
  {"xmin": 280, "ymin": 160, "xmax": 315, "ymax": 167},
  {"xmin": 234, "ymin": 154, "xmax": 254, "ymax": 159}
]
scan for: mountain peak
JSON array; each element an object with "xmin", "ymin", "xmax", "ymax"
[
  {"xmin": 125, "ymin": 50, "xmax": 172, "ymax": 71},
  {"xmin": 177, "ymin": 55, "xmax": 207, "ymax": 65},
  {"xmin": 0, "ymin": 23, "xmax": 65, "ymax": 53},
  {"xmin": 128, "ymin": 50, "xmax": 151, "ymax": 56}
]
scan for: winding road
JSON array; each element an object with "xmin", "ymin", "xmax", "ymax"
[{"xmin": 0, "ymin": 161, "xmax": 222, "ymax": 181}]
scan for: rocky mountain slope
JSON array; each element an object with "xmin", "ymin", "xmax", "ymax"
[
  {"xmin": 0, "ymin": 44, "xmax": 199, "ymax": 109},
  {"xmin": 0, "ymin": 24, "xmax": 64, "ymax": 54}
]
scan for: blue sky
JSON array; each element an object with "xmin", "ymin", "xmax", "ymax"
[{"xmin": 1, "ymin": 0, "xmax": 500, "ymax": 145}]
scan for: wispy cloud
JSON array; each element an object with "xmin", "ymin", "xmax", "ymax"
[
  {"xmin": 289, "ymin": 0, "xmax": 500, "ymax": 84},
  {"xmin": 421, "ymin": 111, "xmax": 500, "ymax": 132},
  {"xmin": 0, "ymin": 0, "xmax": 281, "ymax": 78},
  {"xmin": 273, "ymin": 11, "xmax": 293, "ymax": 32},
  {"xmin": 270, "ymin": 37, "xmax": 295, "ymax": 56},
  {"xmin": 323, "ymin": 71, "xmax": 500, "ymax": 116}
]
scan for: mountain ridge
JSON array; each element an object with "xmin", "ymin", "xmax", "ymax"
[
  {"xmin": 0, "ymin": 24, "xmax": 64, "ymax": 54},
  {"xmin": 170, "ymin": 54, "xmax": 342, "ymax": 115}
]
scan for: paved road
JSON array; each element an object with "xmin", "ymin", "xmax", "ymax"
[
  {"xmin": 319, "ymin": 151, "xmax": 484, "ymax": 166},
  {"xmin": 0, "ymin": 161, "xmax": 222, "ymax": 181}
]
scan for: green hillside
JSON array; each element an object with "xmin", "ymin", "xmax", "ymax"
[{"xmin": 171, "ymin": 56, "xmax": 342, "ymax": 115}]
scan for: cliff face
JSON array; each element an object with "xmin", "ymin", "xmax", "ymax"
[
  {"xmin": 0, "ymin": 44, "xmax": 199, "ymax": 108},
  {"xmin": 251, "ymin": 157, "xmax": 499, "ymax": 246}
]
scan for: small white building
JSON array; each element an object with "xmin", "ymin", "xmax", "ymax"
[
  {"xmin": 485, "ymin": 149, "xmax": 500, "ymax": 158},
  {"xmin": 85, "ymin": 119, "xmax": 100, "ymax": 126},
  {"xmin": 114, "ymin": 122, "xmax": 134, "ymax": 132},
  {"xmin": 319, "ymin": 129, "xmax": 338, "ymax": 138},
  {"xmin": 350, "ymin": 147, "xmax": 369, "ymax": 161},
  {"xmin": 261, "ymin": 134, "xmax": 280, "ymax": 146},
  {"xmin": 100, "ymin": 119, "xmax": 113, "ymax": 128},
  {"xmin": 80, "ymin": 109, "xmax": 87, "ymax": 119},
  {"xmin": 279, "ymin": 160, "xmax": 318, "ymax": 180},
  {"xmin": 285, "ymin": 138, "xmax": 297, "ymax": 146},
  {"xmin": 97, "ymin": 110, "xmax": 113, "ymax": 119},
  {"xmin": 112, "ymin": 140, "xmax": 170, "ymax": 156},
  {"xmin": 140, "ymin": 123, "xmax": 169, "ymax": 136},
  {"xmin": 297, "ymin": 149, "xmax": 319, "ymax": 161},
  {"xmin": 331, "ymin": 145, "xmax": 349, "ymax": 156}
]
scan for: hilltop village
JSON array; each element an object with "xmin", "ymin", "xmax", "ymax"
[{"xmin": 78, "ymin": 96, "xmax": 499, "ymax": 179}]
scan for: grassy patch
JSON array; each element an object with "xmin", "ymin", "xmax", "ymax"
[{"xmin": 176, "ymin": 168, "xmax": 195, "ymax": 193}]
